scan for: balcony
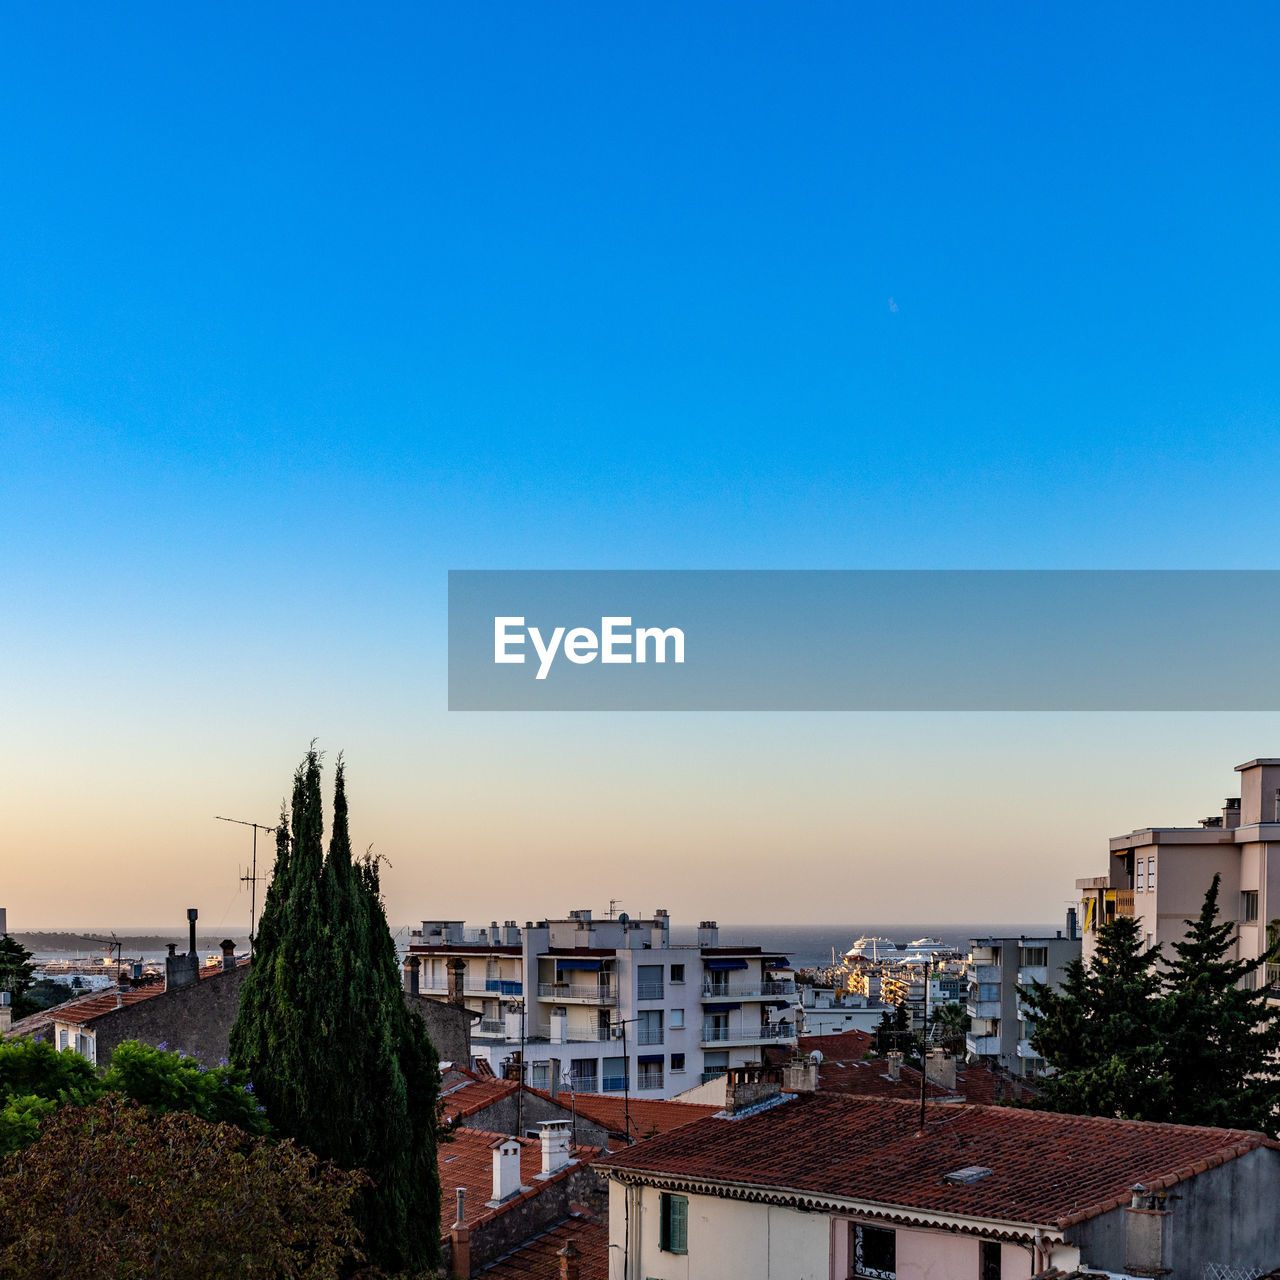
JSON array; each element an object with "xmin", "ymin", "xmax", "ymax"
[
  {"xmin": 568, "ymin": 1075, "xmax": 598, "ymax": 1093},
  {"xmin": 476, "ymin": 1019, "xmax": 505, "ymax": 1036},
  {"xmin": 1116, "ymin": 889, "xmax": 1136, "ymax": 917},
  {"xmin": 966, "ymin": 999, "xmax": 1001, "ymax": 1020},
  {"xmin": 419, "ymin": 977, "xmax": 523, "ymax": 998},
  {"xmin": 966, "ymin": 1033, "xmax": 1001, "ymax": 1056},
  {"xmin": 637, "ymin": 982, "xmax": 664, "ymax": 1001},
  {"xmin": 701, "ymin": 980, "xmax": 797, "ymax": 1000},
  {"xmin": 700, "ymin": 1022, "xmax": 796, "ymax": 1046},
  {"xmin": 601, "ymin": 1075, "xmax": 629, "ymax": 1093},
  {"xmin": 636, "ymin": 1026, "xmax": 664, "ymax": 1046},
  {"xmin": 536, "ymin": 982, "xmax": 616, "ymax": 1004},
  {"xmin": 701, "ymin": 1069, "xmax": 728, "ymax": 1085},
  {"xmin": 636, "ymin": 1071, "xmax": 664, "ymax": 1092}
]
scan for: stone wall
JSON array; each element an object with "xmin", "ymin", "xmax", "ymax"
[
  {"xmin": 90, "ymin": 966, "xmax": 249, "ymax": 1067},
  {"xmin": 405, "ymin": 994, "xmax": 472, "ymax": 1065},
  {"xmin": 459, "ymin": 1089, "xmax": 614, "ymax": 1149}
]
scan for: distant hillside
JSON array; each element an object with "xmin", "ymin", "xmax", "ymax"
[{"xmin": 13, "ymin": 931, "xmax": 250, "ymax": 953}]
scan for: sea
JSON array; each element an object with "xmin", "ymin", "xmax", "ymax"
[{"xmin": 668, "ymin": 923, "xmax": 1061, "ymax": 972}]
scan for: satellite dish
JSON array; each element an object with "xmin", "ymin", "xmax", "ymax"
[{"xmin": 618, "ymin": 912, "xmax": 631, "ymax": 924}]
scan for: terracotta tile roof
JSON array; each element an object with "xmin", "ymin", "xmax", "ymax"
[
  {"xmin": 596, "ymin": 1092, "xmax": 1277, "ymax": 1231},
  {"xmin": 50, "ymin": 960, "xmax": 248, "ymax": 1027},
  {"xmin": 477, "ymin": 1215, "xmax": 608, "ymax": 1279},
  {"xmin": 526, "ymin": 1089, "xmax": 718, "ymax": 1142},
  {"xmin": 816, "ymin": 1056, "xmax": 956, "ymax": 1101},
  {"xmin": 799, "ymin": 1030, "xmax": 874, "ymax": 1058},
  {"xmin": 442, "ymin": 1073, "xmax": 520, "ymax": 1122},
  {"xmin": 438, "ymin": 1128, "xmax": 601, "ymax": 1234}
]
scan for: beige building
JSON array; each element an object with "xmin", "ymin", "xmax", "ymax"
[{"xmin": 1076, "ymin": 758, "xmax": 1280, "ymax": 987}]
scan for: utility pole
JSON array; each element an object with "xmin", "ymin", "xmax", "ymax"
[{"xmin": 214, "ymin": 816, "xmax": 279, "ymax": 954}]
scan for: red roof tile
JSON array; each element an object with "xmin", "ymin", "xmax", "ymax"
[
  {"xmin": 478, "ymin": 1216, "xmax": 608, "ymax": 1279},
  {"xmin": 439, "ymin": 1129, "xmax": 600, "ymax": 1234},
  {"xmin": 596, "ymin": 1092, "xmax": 1276, "ymax": 1231},
  {"xmin": 442, "ymin": 1074, "xmax": 521, "ymax": 1122},
  {"xmin": 799, "ymin": 1030, "xmax": 874, "ymax": 1058},
  {"xmin": 526, "ymin": 1089, "xmax": 718, "ymax": 1142},
  {"xmin": 51, "ymin": 961, "xmax": 248, "ymax": 1026}
]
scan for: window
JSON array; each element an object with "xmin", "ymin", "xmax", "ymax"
[
  {"xmin": 978, "ymin": 983, "xmax": 999, "ymax": 1002},
  {"xmin": 569, "ymin": 1058, "xmax": 597, "ymax": 1092},
  {"xmin": 1147, "ymin": 856, "xmax": 1155, "ymax": 891},
  {"xmin": 670, "ymin": 964, "xmax": 685, "ymax": 984},
  {"xmin": 852, "ymin": 1224, "xmax": 895, "ymax": 1279},
  {"xmin": 1243, "ymin": 891, "xmax": 1260, "ymax": 923},
  {"xmin": 602, "ymin": 1056, "xmax": 628, "ymax": 1092},
  {"xmin": 638, "ymin": 1009, "xmax": 664, "ymax": 1045},
  {"xmin": 1136, "ymin": 858, "xmax": 1145, "ymax": 891},
  {"xmin": 530, "ymin": 1061, "xmax": 550, "ymax": 1088},
  {"xmin": 637, "ymin": 964, "xmax": 664, "ymax": 1001},
  {"xmin": 1018, "ymin": 947, "xmax": 1047, "ymax": 968},
  {"xmin": 980, "ymin": 1241, "xmax": 1001, "ymax": 1280},
  {"xmin": 638, "ymin": 1059, "xmax": 663, "ymax": 1090},
  {"xmin": 670, "ymin": 1008, "xmax": 685, "ymax": 1029},
  {"xmin": 671, "ymin": 1052, "xmax": 686, "ymax": 1072},
  {"xmin": 659, "ymin": 1193, "xmax": 688, "ymax": 1254}
]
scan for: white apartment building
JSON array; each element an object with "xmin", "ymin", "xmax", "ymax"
[
  {"xmin": 964, "ymin": 929, "xmax": 1080, "ymax": 1077},
  {"xmin": 403, "ymin": 908, "xmax": 799, "ymax": 1100}
]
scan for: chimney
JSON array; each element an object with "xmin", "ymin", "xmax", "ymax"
[
  {"xmin": 558, "ymin": 1239, "xmax": 581, "ymax": 1280},
  {"xmin": 1125, "ymin": 1184, "xmax": 1172, "ymax": 1276},
  {"xmin": 405, "ymin": 955, "xmax": 421, "ymax": 997},
  {"xmin": 449, "ymin": 958, "xmax": 466, "ymax": 1006},
  {"xmin": 220, "ymin": 939, "xmax": 236, "ymax": 973},
  {"xmin": 489, "ymin": 1137, "xmax": 523, "ymax": 1205},
  {"xmin": 782, "ymin": 1056, "xmax": 818, "ymax": 1093},
  {"xmin": 886, "ymin": 1051, "xmax": 903, "ymax": 1081},
  {"xmin": 165, "ymin": 940, "xmax": 198, "ymax": 992},
  {"xmin": 539, "ymin": 1120, "xmax": 572, "ymax": 1176},
  {"xmin": 925, "ymin": 1052, "xmax": 956, "ymax": 1093},
  {"xmin": 450, "ymin": 1187, "xmax": 471, "ymax": 1279},
  {"xmin": 723, "ymin": 1064, "xmax": 782, "ymax": 1115},
  {"xmin": 1066, "ymin": 907, "xmax": 1078, "ymax": 941},
  {"xmin": 697, "ymin": 920, "xmax": 720, "ymax": 948},
  {"xmin": 187, "ymin": 907, "xmax": 198, "ymax": 956},
  {"xmin": 0, "ymin": 991, "xmax": 11, "ymax": 1035},
  {"xmin": 1224, "ymin": 797, "xmax": 1241, "ymax": 828}
]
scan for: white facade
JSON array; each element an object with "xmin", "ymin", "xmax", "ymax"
[
  {"xmin": 797, "ymin": 985, "xmax": 889, "ymax": 1035},
  {"xmin": 406, "ymin": 909, "xmax": 800, "ymax": 1100},
  {"xmin": 607, "ymin": 1180, "xmax": 1068, "ymax": 1280}
]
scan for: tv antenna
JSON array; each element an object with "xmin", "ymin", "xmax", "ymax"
[
  {"xmin": 87, "ymin": 932, "xmax": 124, "ymax": 983},
  {"xmin": 215, "ymin": 816, "xmax": 279, "ymax": 953}
]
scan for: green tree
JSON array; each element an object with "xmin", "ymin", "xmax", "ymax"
[
  {"xmin": 1020, "ymin": 914, "xmax": 1169, "ymax": 1120},
  {"xmin": 231, "ymin": 748, "xmax": 442, "ymax": 1274},
  {"xmin": 0, "ymin": 1098, "xmax": 366, "ymax": 1279},
  {"xmin": 930, "ymin": 1001, "xmax": 969, "ymax": 1053},
  {"xmin": 0, "ymin": 935, "xmax": 37, "ymax": 1018},
  {"xmin": 1158, "ymin": 874, "xmax": 1280, "ymax": 1133}
]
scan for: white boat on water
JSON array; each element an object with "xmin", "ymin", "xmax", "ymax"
[{"xmin": 843, "ymin": 936, "xmax": 901, "ymax": 962}]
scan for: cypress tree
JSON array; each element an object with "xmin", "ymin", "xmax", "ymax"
[
  {"xmin": 1021, "ymin": 914, "xmax": 1170, "ymax": 1120},
  {"xmin": 1158, "ymin": 874, "xmax": 1280, "ymax": 1133},
  {"xmin": 231, "ymin": 748, "xmax": 441, "ymax": 1274}
]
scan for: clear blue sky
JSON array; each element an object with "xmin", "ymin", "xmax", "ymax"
[{"xmin": 4, "ymin": 4, "xmax": 1280, "ymax": 929}]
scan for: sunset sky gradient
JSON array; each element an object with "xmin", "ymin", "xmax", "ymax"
[{"xmin": 4, "ymin": 3, "xmax": 1280, "ymax": 930}]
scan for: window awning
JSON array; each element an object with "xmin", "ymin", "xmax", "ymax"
[
  {"xmin": 557, "ymin": 959, "xmax": 601, "ymax": 972},
  {"xmin": 637, "ymin": 1053, "xmax": 664, "ymax": 1064},
  {"xmin": 704, "ymin": 958, "xmax": 749, "ymax": 971},
  {"xmin": 703, "ymin": 1001, "xmax": 741, "ymax": 1011}
]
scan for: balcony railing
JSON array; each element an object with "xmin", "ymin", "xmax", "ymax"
[
  {"xmin": 701, "ymin": 1070, "xmax": 727, "ymax": 1084},
  {"xmin": 636, "ymin": 1027, "xmax": 664, "ymax": 1046},
  {"xmin": 477, "ymin": 1019, "xmax": 504, "ymax": 1035},
  {"xmin": 700, "ymin": 1022, "xmax": 795, "ymax": 1044},
  {"xmin": 636, "ymin": 1071, "xmax": 664, "ymax": 1092},
  {"xmin": 568, "ymin": 1075, "xmax": 598, "ymax": 1093},
  {"xmin": 419, "ymin": 977, "xmax": 523, "ymax": 996},
  {"xmin": 701, "ymin": 980, "xmax": 797, "ymax": 999},
  {"xmin": 601, "ymin": 1075, "xmax": 629, "ymax": 1093},
  {"xmin": 536, "ymin": 982, "xmax": 616, "ymax": 1002},
  {"xmin": 637, "ymin": 982, "xmax": 664, "ymax": 1000},
  {"xmin": 1116, "ymin": 889, "xmax": 1136, "ymax": 917}
]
